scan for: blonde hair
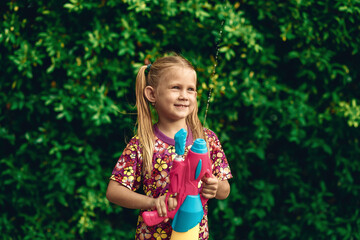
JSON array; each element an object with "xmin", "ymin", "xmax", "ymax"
[{"xmin": 135, "ymin": 54, "xmax": 206, "ymax": 176}]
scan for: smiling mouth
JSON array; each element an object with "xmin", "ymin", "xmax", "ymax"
[{"xmin": 174, "ymin": 104, "xmax": 189, "ymax": 107}]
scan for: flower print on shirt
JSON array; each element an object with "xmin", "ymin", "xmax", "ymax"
[
  {"xmin": 115, "ymin": 159, "xmax": 125, "ymax": 171},
  {"xmin": 137, "ymin": 222, "xmax": 152, "ymax": 240},
  {"xmin": 154, "ymin": 227, "xmax": 167, "ymax": 240},
  {"xmin": 154, "ymin": 158, "xmax": 168, "ymax": 172},
  {"xmin": 123, "ymin": 166, "xmax": 136, "ymax": 186},
  {"xmin": 162, "ymin": 154, "xmax": 172, "ymax": 165},
  {"xmin": 122, "ymin": 166, "xmax": 135, "ymax": 185},
  {"xmin": 199, "ymin": 218, "xmax": 209, "ymax": 239},
  {"xmin": 167, "ymin": 145, "xmax": 175, "ymax": 154},
  {"xmin": 155, "ymin": 170, "xmax": 169, "ymax": 189},
  {"xmin": 155, "ymin": 140, "xmax": 167, "ymax": 154},
  {"xmin": 124, "ymin": 166, "xmax": 134, "ymax": 176}
]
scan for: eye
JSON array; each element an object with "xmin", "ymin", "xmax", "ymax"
[
  {"xmin": 172, "ymin": 86, "xmax": 180, "ymax": 89},
  {"xmin": 188, "ymin": 87, "xmax": 196, "ymax": 92}
]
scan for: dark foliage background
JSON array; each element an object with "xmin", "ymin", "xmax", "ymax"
[{"xmin": 1, "ymin": 0, "xmax": 360, "ymax": 239}]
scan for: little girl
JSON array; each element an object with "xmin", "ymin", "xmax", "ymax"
[{"xmin": 106, "ymin": 54, "xmax": 232, "ymax": 240}]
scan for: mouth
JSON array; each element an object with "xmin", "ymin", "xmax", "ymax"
[{"xmin": 174, "ymin": 104, "xmax": 189, "ymax": 108}]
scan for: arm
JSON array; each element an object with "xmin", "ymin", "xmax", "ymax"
[
  {"xmin": 106, "ymin": 180, "xmax": 154, "ymax": 210},
  {"xmin": 106, "ymin": 180, "xmax": 177, "ymax": 219}
]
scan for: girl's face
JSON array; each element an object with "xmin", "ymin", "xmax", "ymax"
[{"xmin": 150, "ymin": 67, "xmax": 197, "ymax": 125}]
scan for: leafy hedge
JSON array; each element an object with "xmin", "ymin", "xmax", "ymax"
[{"xmin": 1, "ymin": 0, "xmax": 360, "ymax": 239}]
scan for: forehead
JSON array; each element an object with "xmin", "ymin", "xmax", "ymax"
[{"xmin": 161, "ymin": 67, "xmax": 197, "ymax": 84}]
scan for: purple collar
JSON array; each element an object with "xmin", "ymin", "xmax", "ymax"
[{"xmin": 153, "ymin": 124, "xmax": 193, "ymax": 147}]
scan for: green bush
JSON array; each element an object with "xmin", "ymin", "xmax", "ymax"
[{"xmin": 1, "ymin": 0, "xmax": 360, "ymax": 239}]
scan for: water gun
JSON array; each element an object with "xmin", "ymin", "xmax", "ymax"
[{"xmin": 142, "ymin": 128, "xmax": 212, "ymax": 239}]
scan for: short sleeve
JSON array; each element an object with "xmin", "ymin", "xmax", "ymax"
[
  {"xmin": 110, "ymin": 136, "xmax": 142, "ymax": 191},
  {"xmin": 205, "ymin": 129, "xmax": 233, "ymax": 181}
]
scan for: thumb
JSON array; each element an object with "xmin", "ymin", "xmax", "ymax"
[{"xmin": 202, "ymin": 174, "xmax": 213, "ymax": 183}]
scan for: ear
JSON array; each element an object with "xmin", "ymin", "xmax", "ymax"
[{"xmin": 144, "ymin": 86, "xmax": 156, "ymax": 103}]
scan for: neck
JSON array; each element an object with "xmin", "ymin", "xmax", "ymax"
[{"xmin": 156, "ymin": 120, "xmax": 187, "ymax": 139}]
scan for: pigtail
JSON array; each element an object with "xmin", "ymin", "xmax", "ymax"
[{"xmin": 135, "ymin": 65, "xmax": 154, "ymax": 176}]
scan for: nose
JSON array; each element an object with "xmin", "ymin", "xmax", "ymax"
[{"xmin": 179, "ymin": 90, "xmax": 189, "ymax": 100}]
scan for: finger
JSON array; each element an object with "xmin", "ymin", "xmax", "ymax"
[
  {"xmin": 168, "ymin": 197, "xmax": 178, "ymax": 211},
  {"xmin": 201, "ymin": 176, "xmax": 209, "ymax": 184},
  {"xmin": 168, "ymin": 198, "xmax": 174, "ymax": 211},
  {"xmin": 160, "ymin": 199, "xmax": 167, "ymax": 217},
  {"xmin": 202, "ymin": 185, "xmax": 218, "ymax": 198},
  {"xmin": 201, "ymin": 188, "xmax": 216, "ymax": 196},
  {"xmin": 206, "ymin": 176, "xmax": 218, "ymax": 184},
  {"xmin": 201, "ymin": 191, "xmax": 214, "ymax": 199},
  {"xmin": 173, "ymin": 197, "xmax": 178, "ymax": 210},
  {"xmin": 203, "ymin": 184, "xmax": 218, "ymax": 191},
  {"xmin": 203, "ymin": 187, "xmax": 217, "ymax": 198},
  {"xmin": 156, "ymin": 200, "xmax": 163, "ymax": 217},
  {"xmin": 202, "ymin": 175, "xmax": 217, "ymax": 185}
]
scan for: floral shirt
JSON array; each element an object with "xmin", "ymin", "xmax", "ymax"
[{"xmin": 110, "ymin": 125, "xmax": 232, "ymax": 240}]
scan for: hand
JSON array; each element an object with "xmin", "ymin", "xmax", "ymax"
[
  {"xmin": 151, "ymin": 194, "xmax": 178, "ymax": 223},
  {"xmin": 201, "ymin": 174, "xmax": 219, "ymax": 199}
]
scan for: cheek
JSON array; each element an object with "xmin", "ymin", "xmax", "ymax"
[
  {"xmin": 166, "ymin": 92, "xmax": 178, "ymax": 99},
  {"xmin": 189, "ymin": 95, "xmax": 197, "ymax": 109}
]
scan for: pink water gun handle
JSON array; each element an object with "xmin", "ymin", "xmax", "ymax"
[
  {"xmin": 142, "ymin": 210, "xmax": 168, "ymax": 226},
  {"xmin": 142, "ymin": 160, "xmax": 184, "ymax": 226}
]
